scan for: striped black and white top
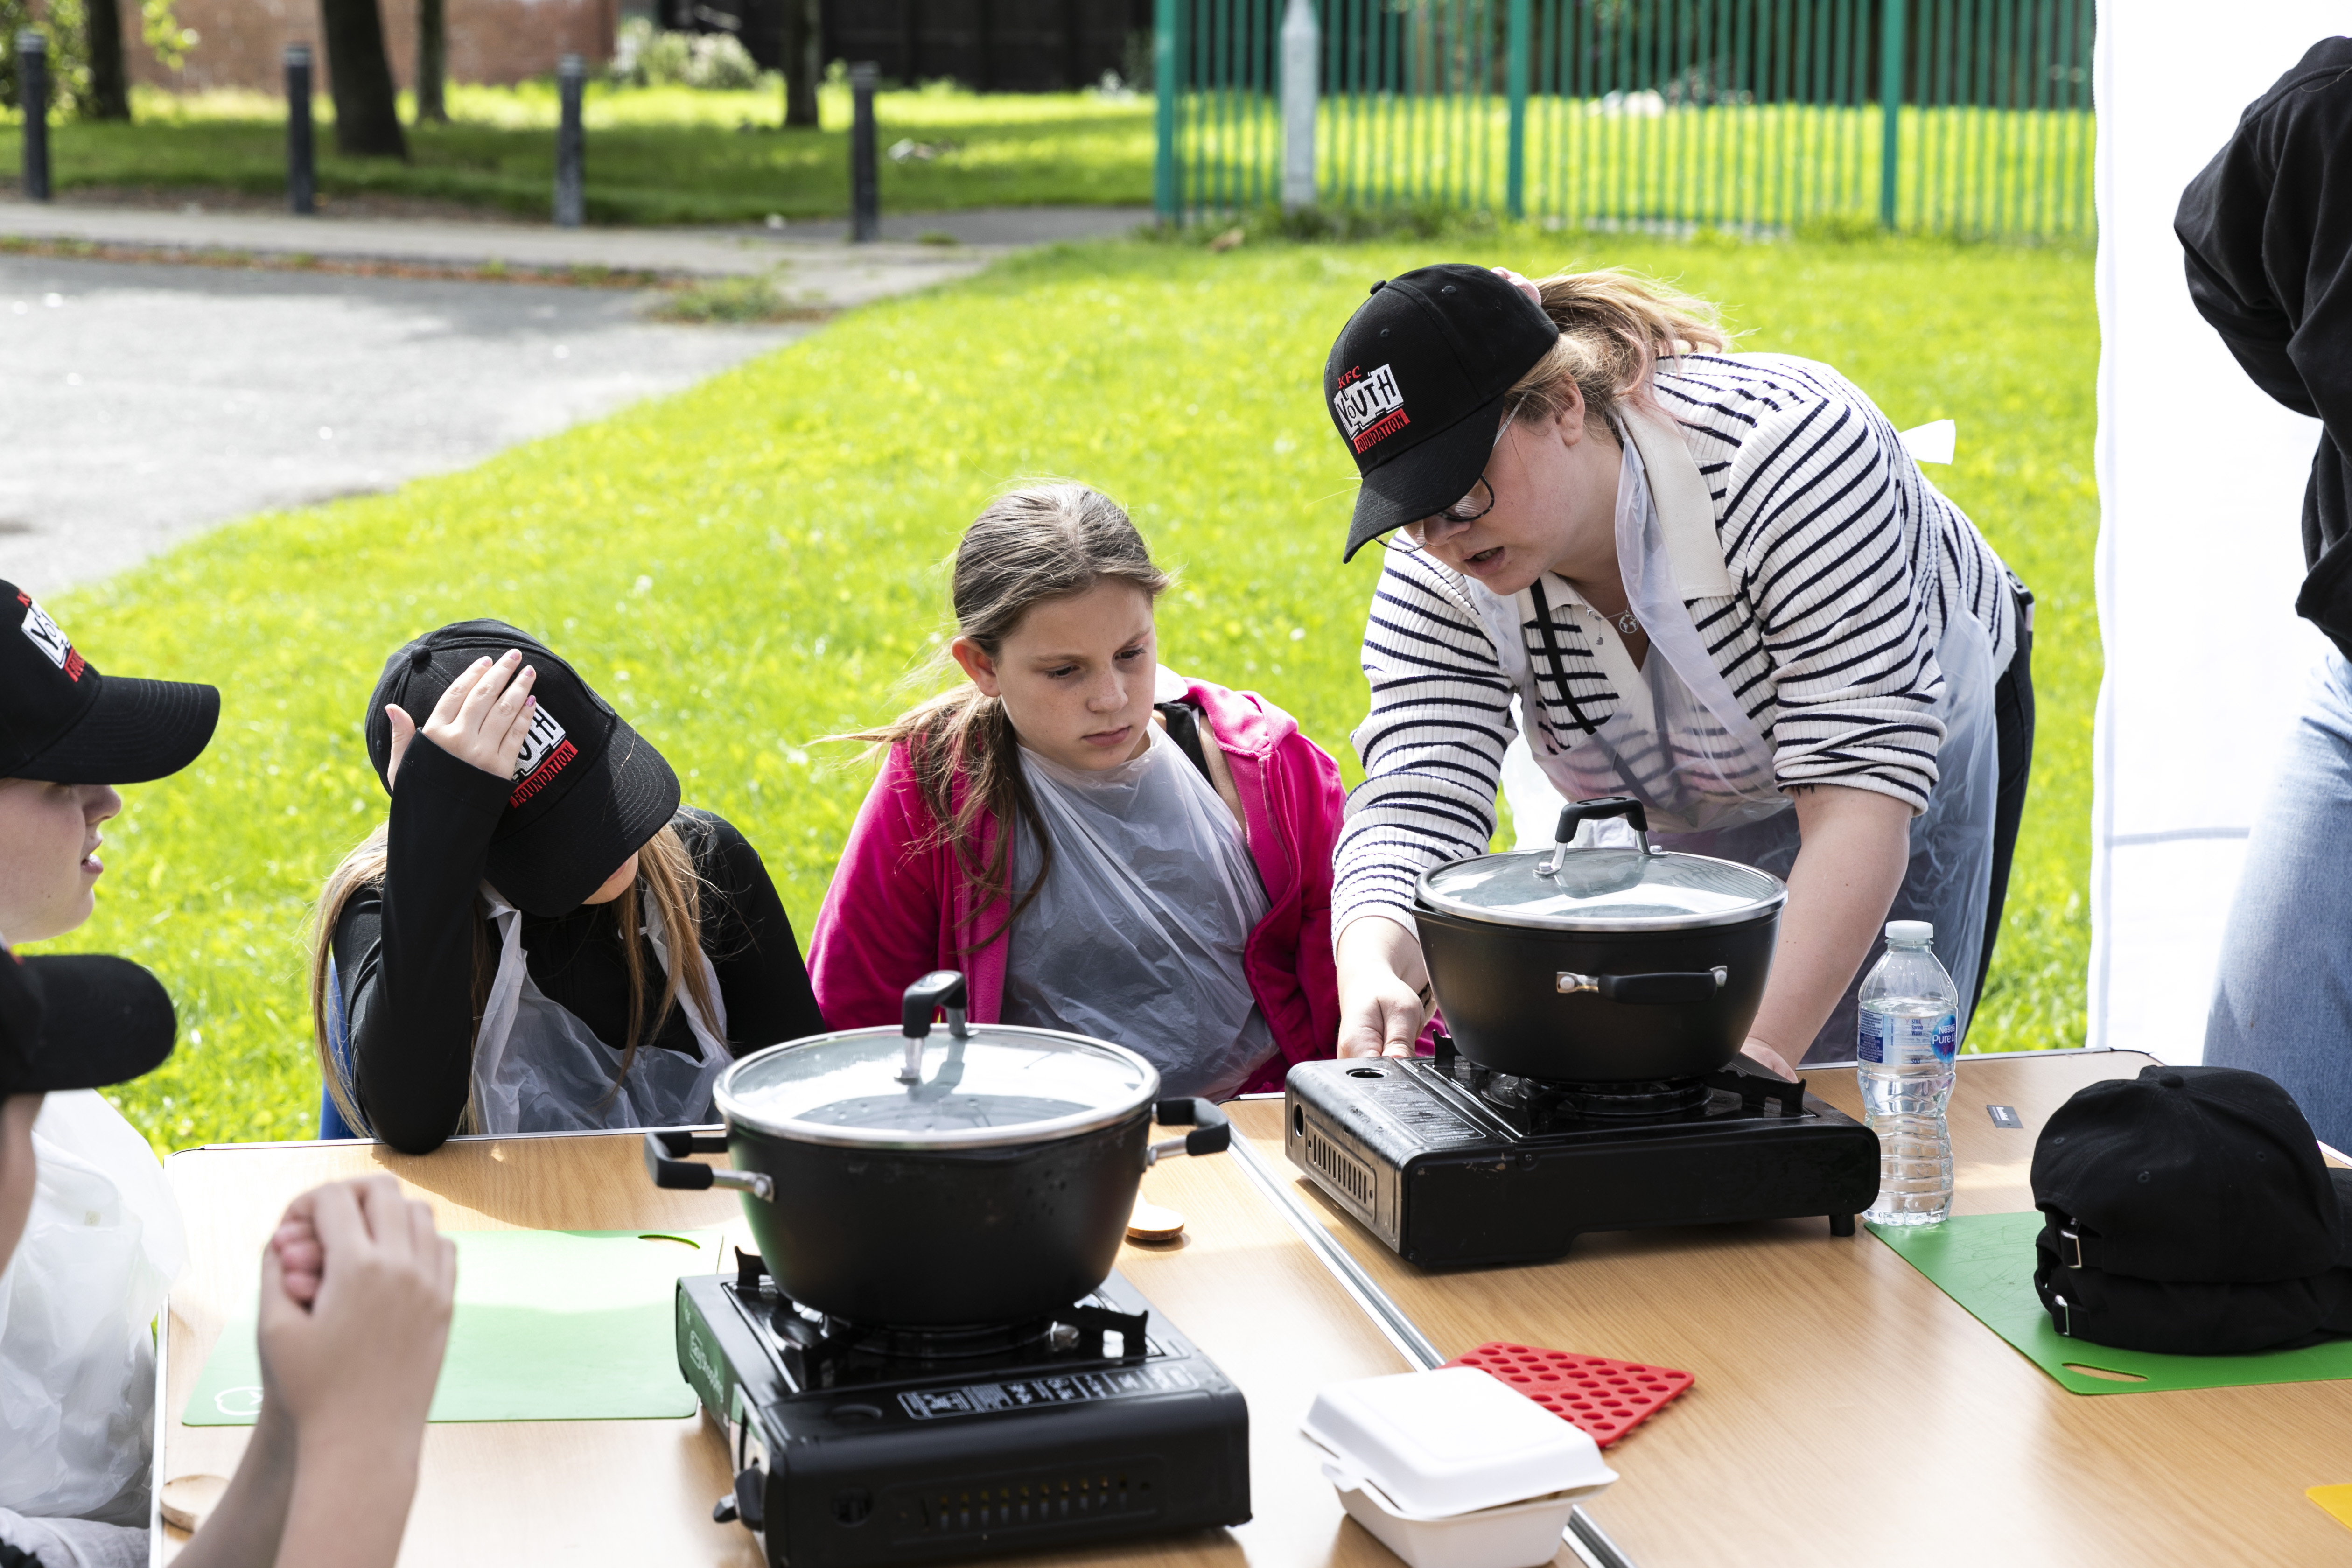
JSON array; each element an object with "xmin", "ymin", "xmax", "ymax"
[{"xmin": 1333, "ymin": 351, "xmax": 2019, "ymax": 940}]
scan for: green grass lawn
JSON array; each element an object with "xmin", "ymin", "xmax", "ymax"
[
  {"xmin": 0, "ymin": 81, "xmax": 1155, "ymax": 223},
  {"xmin": 24, "ymin": 230, "xmax": 2094, "ymax": 1153}
]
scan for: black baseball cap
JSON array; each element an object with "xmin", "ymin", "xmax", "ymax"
[
  {"xmin": 2031, "ymin": 1064, "xmax": 2350, "ymax": 1284},
  {"xmin": 364, "ymin": 620, "xmax": 680, "ymax": 917},
  {"xmin": 0, "ymin": 582, "xmax": 218, "ymax": 784},
  {"xmin": 0, "ymin": 945, "xmax": 177, "ymax": 1099},
  {"xmin": 2030, "ymin": 1228, "xmax": 2352, "ymax": 1355},
  {"xmin": 1323, "ymin": 264, "xmax": 1561, "ymax": 562}
]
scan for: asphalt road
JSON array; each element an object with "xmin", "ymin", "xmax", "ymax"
[{"xmin": 0, "ymin": 256, "xmax": 808, "ymax": 594}]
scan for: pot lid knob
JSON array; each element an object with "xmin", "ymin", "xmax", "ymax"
[
  {"xmin": 1542, "ymin": 796, "xmax": 1658, "ymax": 876},
  {"xmin": 897, "ymin": 970, "xmax": 970, "ymax": 1085}
]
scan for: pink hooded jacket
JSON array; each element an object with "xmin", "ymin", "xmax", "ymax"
[{"xmin": 808, "ymin": 673, "xmax": 1346, "ymax": 1094}]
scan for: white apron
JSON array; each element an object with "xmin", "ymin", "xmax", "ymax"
[
  {"xmin": 470, "ymin": 888, "xmax": 731, "ymax": 1133},
  {"xmin": 1484, "ymin": 411, "xmax": 2000, "ymax": 1053}
]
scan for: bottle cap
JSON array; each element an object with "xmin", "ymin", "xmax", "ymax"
[{"xmin": 1885, "ymin": 920, "xmax": 1933, "ymax": 945}]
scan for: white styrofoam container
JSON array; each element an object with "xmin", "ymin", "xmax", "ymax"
[
  {"xmin": 1298, "ymin": 1366, "xmax": 1616, "ymax": 1519},
  {"xmin": 1319, "ymin": 1463, "xmax": 1580, "ymax": 1568}
]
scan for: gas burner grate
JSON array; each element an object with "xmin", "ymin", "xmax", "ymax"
[
  {"xmin": 1478, "ymin": 1072, "xmax": 1713, "ymax": 1120},
  {"xmin": 728, "ymin": 1252, "xmax": 1154, "ymax": 1390},
  {"xmin": 808, "ymin": 1313, "xmax": 1062, "ymax": 1363}
]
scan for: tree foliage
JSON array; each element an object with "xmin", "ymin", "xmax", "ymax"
[{"xmin": 0, "ymin": 0, "xmax": 91, "ymax": 116}]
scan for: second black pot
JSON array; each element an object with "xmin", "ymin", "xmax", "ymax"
[
  {"xmin": 1418, "ymin": 902, "xmax": 1778, "ymax": 1080},
  {"xmin": 1414, "ymin": 796, "xmax": 1789, "ymax": 1084}
]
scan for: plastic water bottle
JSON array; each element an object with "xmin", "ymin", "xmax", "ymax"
[{"xmin": 1857, "ymin": 920, "xmax": 1958, "ymax": 1226}]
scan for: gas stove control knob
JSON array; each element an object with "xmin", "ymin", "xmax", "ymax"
[{"xmin": 724, "ymin": 1465, "xmax": 765, "ymax": 1532}]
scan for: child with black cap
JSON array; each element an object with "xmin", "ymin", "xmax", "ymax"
[
  {"xmin": 0, "ymin": 584, "xmax": 456, "ymax": 1568},
  {"xmin": 312, "ymin": 621, "xmax": 826, "ymax": 1154}
]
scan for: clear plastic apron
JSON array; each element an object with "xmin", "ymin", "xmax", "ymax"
[
  {"xmin": 1482, "ymin": 414, "xmax": 1999, "ymax": 1052},
  {"xmin": 0, "ymin": 1092, "xmax": 187, "ymax": 1528},
  {"xmin": 470, "ymin": 887, "xmax": 731, "ymax": 1133},
  {"xmin": 1002, "ymin": 727, "xmax": 1274, "ymax": 1101}
]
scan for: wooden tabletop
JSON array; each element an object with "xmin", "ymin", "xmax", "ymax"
[
  {"xmin": 1229, "ymin": 1050, "xmax": 2352, "ymax": 1567},
  {"xmin": 157, "ymin": 1125, "xmax": 1515, "ymax": 1568}
]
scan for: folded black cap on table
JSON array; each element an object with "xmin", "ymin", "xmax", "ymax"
[{"xmin": 2031, "ymin": 1064, "xmax": 2352, "ymax": 1355}]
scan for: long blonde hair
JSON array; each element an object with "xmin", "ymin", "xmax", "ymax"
[
  {"xmin": 1505, "ymin": 268, "xmax": 1730, "ymax": 431},
  {"xmin": 308, "ymin": 821, "xmax": 718, "ymax": 1137},
  {"xmin": 840, "ymin": 483, "xmax": 1172, "ymax": 940}
]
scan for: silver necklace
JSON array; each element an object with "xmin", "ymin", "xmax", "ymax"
[{"xmin": 1593, "ymin": 605, "xmax": 1640, "ymax": 636}]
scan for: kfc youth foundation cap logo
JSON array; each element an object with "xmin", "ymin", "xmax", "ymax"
[
  {"xmin": 1333, "ymin": 364, "xmax": 1410, "ymax": 455},
  {"xmin": 16, "ymin": 595, "xmax": 83, "ymax": 682},
  {"xmin": 0, "ymin": 579, "xmax": 219, "ymax": 785},
  {"xmin": 1323, "ymin": 263, "xmax": 1561, "ymax": 562},
  {"xmin": 508, "ymin": 702, "xmax": 575, "ymax": 808}
]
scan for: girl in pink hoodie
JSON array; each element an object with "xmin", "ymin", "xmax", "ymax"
[{"xmin": 809, "ymin": 483, "xmax": 1346, "ymax": 1098}]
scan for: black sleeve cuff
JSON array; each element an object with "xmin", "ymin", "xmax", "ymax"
[{"xmin": 395, "ymin": 731, "xmax": 518, "ymax": 817}]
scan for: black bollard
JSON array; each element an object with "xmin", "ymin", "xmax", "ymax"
[
  {"xmin": 284, "ymin": 43, "xmax": 315, "ymax": 216},
  {"xmin": 16, "ymin": 30, "xmax": 48, "ymax": 203},
  {"xmin": 848, "ymin": 60, "xmax": 879, "ymax": 243},
  {"xmin": 553, "ymin": 54, "xmax": 585, "ymax": 229}
]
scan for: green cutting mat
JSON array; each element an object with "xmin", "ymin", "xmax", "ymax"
[
  {"xmin": 1871, "ymin": 1212, "xmax": 2352, "ymax": 1395},
  {"xmin": 184, "ymin": 1228, "xmax": 720, "ymax": 1426}
]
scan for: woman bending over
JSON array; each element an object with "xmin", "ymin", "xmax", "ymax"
[
  {"xmin": 313, "ymin": 620, "xmax": 824, "ymax": 1153},
  {"xmin": 810, "ymin": 484, "xmax": 1347, "ymax": 1099}
]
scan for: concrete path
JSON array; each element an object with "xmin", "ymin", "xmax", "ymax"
[
  {"xmin": 0, "ymin": 201, "xmax": 1153, "ymax": 301},
  {"xmin": 0, "ymin": 202, "xmax": 1150, "ymax": 593},
  {"xmin": 0, "ymin": 255, "xmax": 810, "ymax": 593}
]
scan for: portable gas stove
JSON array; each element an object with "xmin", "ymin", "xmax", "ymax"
[
  {"xmin": 676, "ymin": 1254, "xmax": 1250, "ymax": 1567},
  {"xmin": 1284, "ymin": 1035, "xmax": 1880, "ymax": 1267}
]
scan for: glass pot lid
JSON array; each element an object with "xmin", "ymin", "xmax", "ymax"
[
  {"xmin": 1415, "ymin": 845, "xmax": 1787, "ymax": 933},
  {"xmin": 715, "ymin": 1024, "xmax": 1161, "ymax": 1150}
]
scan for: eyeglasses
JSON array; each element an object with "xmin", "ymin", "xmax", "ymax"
[
  {"xmin": 1407, "ymin": 479, "xmax": 1496, "ymax": 540},
  {"xmin": 1401, "ymin": 395, "xmax": 1525, "ymax": 546}
]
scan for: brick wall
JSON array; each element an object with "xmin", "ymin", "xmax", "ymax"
[{"xmin": 122, "ymin": 0, "xmax": 618, "ymax": 93}]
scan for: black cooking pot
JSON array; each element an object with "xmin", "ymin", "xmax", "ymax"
[
  {"xmin": 1415, "ymin": 797, "xmax": 1787, "ymax": 1082},
  {"xmin": 643, "ymin": 971, "xmax": 1229, "ymax": 1326}
]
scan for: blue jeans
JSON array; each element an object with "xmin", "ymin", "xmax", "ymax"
[{"xmin": 2205, "ymin": 651, "xmax": 2352, "ymax": 1151}]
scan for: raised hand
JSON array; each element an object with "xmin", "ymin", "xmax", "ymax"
[{"xmin": 384, "ymin": 649, "xmax": 538, "ymax": 788}]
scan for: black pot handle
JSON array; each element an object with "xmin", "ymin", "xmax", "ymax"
[
  {"xmin": 898, "ymin": 970, "xmax": 970, "ymax": 1083},
  {"xmin": 1146, "ymin": 1098, "xmax": 1232, "ymax": 1164},
  {"xmin": 643, "ymin": 1128, "xmax": 773, "ymax": 1202},
  {"xmin": 1544, "ymin": 796, "xmax": 1659, "ymax": 873},
  {"xmin": 1556, "ymin": 966, "xmax": 1729, "ymax": 1005}
]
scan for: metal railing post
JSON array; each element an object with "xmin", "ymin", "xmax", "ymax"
[
  {"xmin": 553, "ymin": 54, "xmax": 586, "ymax": 228},
  {"xmin": 1280, "ymin": 0, "xmax": 1317, "ymax": 211},
  {"xmin": 16, "ymin": 31, "xmax": 48, "ymax": 203},
  {"xmin": 1505, "ymin": 0, "xmax": 1529, "ymax": 220},
  {"xmin": 1878, "ymin": 0, "xmax": 1904, "ymax": 229},
  {"xmin": 849, "ymin": 61, "xmax": 880, "ymax": 243},
  {"xmin": 285, "ymin": 44, "xmax": 315, "ymax": 215},
  {"xmin": 1153, "ymin": 0, "xmax": 1179, "ymax": 223}
]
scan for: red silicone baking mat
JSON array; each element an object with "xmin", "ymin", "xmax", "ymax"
[{"xmin": 1444, "ymin": 1342, "xmax": 1694, "ymax": 1448}]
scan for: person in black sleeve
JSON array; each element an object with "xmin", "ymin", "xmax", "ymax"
[
  {"xmin": 2176, "ymin": 39, "xmax": 2352, "ymax": 1149},
  {"xmin": 309, "ymin": 621, "xmax": 825, "ymax": 1155}
]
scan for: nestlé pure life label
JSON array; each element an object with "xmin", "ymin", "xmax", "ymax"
[{"xmin": 1858, "ymin": 1008, "xmax": 1957, "ymax": 1068}]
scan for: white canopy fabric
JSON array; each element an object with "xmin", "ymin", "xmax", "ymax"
[{"xmin": 2088, "ymin": 4, "xmax": 2342, "ymax": 1061}]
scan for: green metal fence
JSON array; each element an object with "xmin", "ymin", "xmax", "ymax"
[{"xmin": 1153, "ymin": 0, "xmax": 2095, "ymax": 238}]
